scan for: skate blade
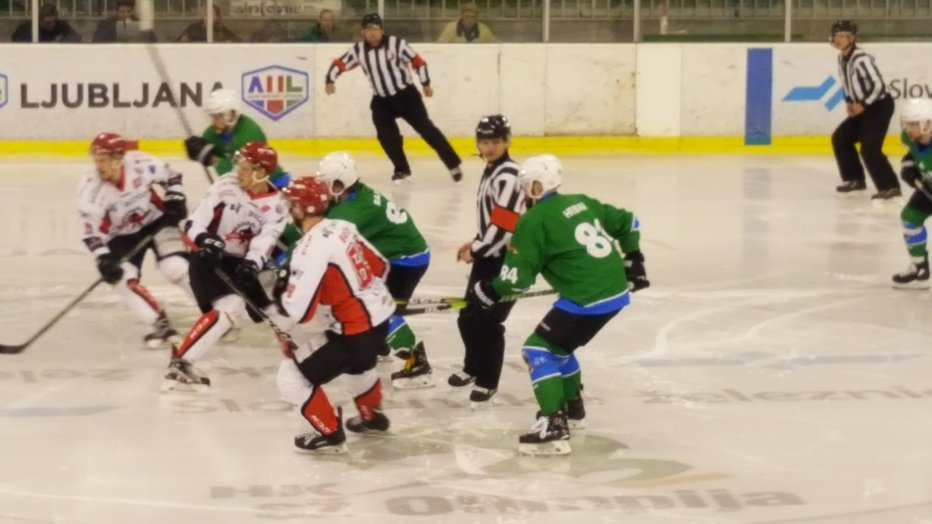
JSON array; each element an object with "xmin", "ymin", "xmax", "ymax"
[
  {"xmin": 160, "ymin": 378, "xmax": 210, "ymax": 394},
  {"xmin": 469, "ymin": 398, "xmax": 496, "ymax": 410},
  {"xmin": 568, "ymin": 419, "xmax": 586, "ymax": 430},
  {"xmin": 144, "ymin": 338, "xmax": 174, "ymax": 350},
  {"xmin": 377, "ymin": 355, "xmax": 395, "ymax": 364},
  {"xmin": 518, "ymin": 440, "xmax": 571, "ymax": 456},
  {"xmin": 391, "ymin": 374, "xmax": 435, "ymax": 390},
  {"xmin": 296, "ymin": 443, "xmax": 348, "ymax": 455},
  {"xmin": 892, "ymin": 281, "xmax": 930, "ymax": 290}
]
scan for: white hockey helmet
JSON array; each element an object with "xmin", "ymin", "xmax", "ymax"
[
  {"xmin": 519, "ymin": 154, "xmax": 563, "ymax": 200},
  {"xmin": 205, "ymin": 88, "xmax": 240, "ymax": 127},
  {"xmin": 316, "ymin": 152, "xmax": 359, "ymax": 197},
  {"xmin": 900, "ymin": 98, "xmax": 932, "ymax": 143}
]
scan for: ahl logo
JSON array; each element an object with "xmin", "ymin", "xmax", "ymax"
[
  {"xmin": 242, "ymin": 65, "xmax": 308, "ymax": 121},
  {"xmin": 782, "ymin": 75, "xmax": 845, "ymax": 111},
  {"xmin": 0, "ymin": 72, "xmax": 7, "ymax": 109}
]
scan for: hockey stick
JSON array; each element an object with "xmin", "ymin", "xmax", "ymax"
[
  {"xmin": 400, "ymin": 288, "xmax": 557, "ymax": 316},
  {"xmin": 0, "ymin": 235, "xmax": 153, "ymax": 354},
  {"xmin": 211, "ymin": 266, "xmax": 298, "ymax": 350},
  {"xmin": 138, "ymin": 0, "xmax": 214, "ymax": 184}
]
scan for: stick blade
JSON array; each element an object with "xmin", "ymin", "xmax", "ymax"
[{"xmin": 0, "ymin": 343, "xmax": 28, "ymax": 354}]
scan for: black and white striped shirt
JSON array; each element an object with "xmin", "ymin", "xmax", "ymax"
[
  {"xmin": 471, "ymin": 155, "xmax": 524, "ymax": 259},
  {"xmin": 838, "ymin": 46, "xmax": 888, "ymax": 106},
  {"xmin": 326, "ymin": 35, "xmax": 430, "ymax": 98}
]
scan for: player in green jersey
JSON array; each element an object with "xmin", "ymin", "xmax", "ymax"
[
  {"xmin": 469, "ymin": 154, "xmax": 650, "ymax": 455},
  {"xmin": 315, "ymin": 152, "xmax": 434, "ymax": 389},
  {"xmin": 892, "ymin": 98, "xmax": 932, "ymax": 289},
  {"xmin": 183, "ymin": 88, "xmax": 290, "ymax": 187}
]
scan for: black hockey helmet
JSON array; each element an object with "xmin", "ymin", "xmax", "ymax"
[
  {"xmin": 830, "ymin": 19, "xmax": 857, "ymax": 36},
  {"xmin": 475, "ymin": 115, "xmax": 511, "ymax": 141}
]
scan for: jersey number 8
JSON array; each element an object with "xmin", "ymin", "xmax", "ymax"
[{"xmin": 575, "ymin": 220, "xmax": 613, "ymax": 258}]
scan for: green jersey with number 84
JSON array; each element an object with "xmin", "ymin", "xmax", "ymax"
[
  {"xmin": 492, "ymin": 193, "xmax": 640, "ymax": 306},
  {"xmin": 325, "ymin": 182, "xmax": 428, "ymax": 260}
]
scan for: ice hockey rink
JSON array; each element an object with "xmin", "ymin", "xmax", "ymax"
[{"xmin": 1, "ymin": 153, "xmax": 931, "ymax": 524}]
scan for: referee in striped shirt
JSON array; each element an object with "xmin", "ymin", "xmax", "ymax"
[
  {"xmin": 830, "ymin": 20, "xmax": 901, "ymax": 200},
  {"xmin": 325, "ymin": 14, "xmax": 463, "ymax": 184},
  {"xmin": 450, "ymin": 115, "xmax": 524, "ymax": 404}
]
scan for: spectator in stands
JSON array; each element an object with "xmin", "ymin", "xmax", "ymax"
[
  {"xmin": 437, "ymin": 3, "xmax": 496, "ymax": 43},
  {"xmin": 299, "ymin": 9, "xmax": 344, "ymax": 42},
  {"xmin": 93, "ymin": 0, "xmax": 156, "ymax": 42},
  {"xmin": 178, "ymin": 4, "xmax": 242, "ymax": 42},
  {"xmin": 11, "ymin": 3, "xmax": 81, "ymax": 42}
]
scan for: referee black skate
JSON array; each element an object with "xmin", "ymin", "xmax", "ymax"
[
  {"xmin": 830, "ymin": 20, "xmax": 901, "ymax": 200},
  {"xmin": 450, "ymin": 115, "xmax": 523, "ymax": 405},
  {"xmin": 324, "ymin": 13, "xmax": 463, "ymax": 184}
]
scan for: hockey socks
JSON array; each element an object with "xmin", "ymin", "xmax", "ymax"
[
  {"xmin": 522, "ymin": 334, "xmax": 581, "ymax": 415},
  {"xmin": 386, "ymin": 315, "xmax": 417, "ymax": 357}
]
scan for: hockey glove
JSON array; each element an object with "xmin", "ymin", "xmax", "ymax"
[
  {"xmin": 184, "ymin": 136, "xmax": 215, "ymax": 167},
  {"xmin": 162, "ymin": 191, "xmax": 188, "ymax": 225},
  {"xmin": 194, "ymin": 232, "xmax": 225, "ymax": 265},
  {"xmin": 96, "ymin": 253, "xmax": 124, "ymax": 284},
  {"xmin": 235, "ymin": 259, "xmax": 260, "ymax": 287},
  {"xmin": 901, "ymin": 155, "xmax": 922, "ymax": 187},
  {"xmin": 469, "ymin": 280, "xmax": 501, "ymax": 310},
  {"xmin": 624, "ymin": 250, "xmax": 650, "ymax": 293}
]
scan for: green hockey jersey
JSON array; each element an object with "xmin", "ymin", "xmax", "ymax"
[
  {"xmin": 492, "ymin": 193, "xmax": 640, "ymax": 307},
  {"xmin": 326, "ymin": 182, "xmax": 428, "ymax": 260},
  {"xmin": 203, "ymin": 114, "xmax": 286, "ymax": 182},
  {"xmin": 902, "ymin": 130, "xmax": 932, "ymax": 185}
]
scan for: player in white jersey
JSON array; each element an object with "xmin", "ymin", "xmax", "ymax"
[
  {"xmin": 77, "ymin": 132, "xmax": 190, "ymax": 348},
  {"xmin": 273, "ymin": 176, "xmax": 395, "ymax": 453},
  {"xmin": 161, "ymin": 141, "xmax": 288, "ymax": 392}
]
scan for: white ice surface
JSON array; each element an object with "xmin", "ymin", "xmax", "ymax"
[{"xmin": 1, "ymin": 154, "xmax": 931, "ymax": 524}]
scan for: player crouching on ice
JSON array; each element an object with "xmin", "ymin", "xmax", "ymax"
[
  {"xmin": 274, "ymin": 176, "xmax": 395, "ymax": 453},
  {"xmin": 892, "ymin": 98, "xmax": 932, "ymax": 289},
  {"xmin": 468, "ymin": 154, "xmax": 650, "ymax": 455},
  {"xmin": 162, "ymin": 142, "xmax": 287, "ymax": 392},
  {"xmin": 315, "ymin": 152, "xmax": 434, "ymax": 389},
  {"xmin": 78, "ymin": 132, "xmax": 191, "ymax": 348}
]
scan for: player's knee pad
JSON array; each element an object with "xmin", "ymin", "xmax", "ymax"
[
  {"xmin": 276, "ymin": 359, "xmax": 311, "ymax": 406},
  {"xmin": 153, "ymin": 225, "xmax": 186, "ymax": 257},
  {"xmin": 118, "ymin": 263, "xmax": 141, "ymax": 285},
  {"xmin": 213, "ymin": 294, "xmax": 246, "ymax": 322},
  {"xmin": 558, "ymin": 353, "xmax": 580, "ymax": 378},
  {"xmin": 158, "ymin": 255, "xmax": 189, "ymax": 284},
  {"xmin": 901, "ymin": 221, "xmax": 927, "ymax": 247},
  {"xmin": 344, "ymin": 368, "xmax": 379, "ymax": 399},
  {"xmin": 522, "ymin": 343, "xmax": 566, "ymax": 385}
]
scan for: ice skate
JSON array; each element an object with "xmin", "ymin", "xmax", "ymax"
[
  {"xmin": 144, "ymin": 312, "xmax": 181, "ymax": 349},
  {"xmin": 345, "ymin": 408, "xmax": 390, "ymax": 434},
  {"xmin": 294, "ymin": 407, "xmax": 348, "ymax": 454},
  {"xmin": 518, "ymin": 412, "xmax": 571, "ymax": 456},
  {"xmin": 161, "ymin": 357, "xmax": 210, "ymax": 393},
  {"xmin": 892, "ymin": 257, "xmax": 930, "ymax": 289},
  {"xmin": 391, "ymin": 342, "xmax": 433, "ymax": 389}
]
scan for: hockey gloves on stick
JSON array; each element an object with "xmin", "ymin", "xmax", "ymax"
[
  {"xmin": 185, "ymin": 136, "xmax": 216, "ymax": 167},
  {"xmin": 194, "ymin": 233, "xmax": 225, "ymax": 265},
  {"xmin": 624, "ymin": 251, "xmax": 650, "ymax": 292},
  {"xmin": 469, "ymin": 280, "xmax": 501, "ymax": 310},
  {"xmin": 162, "ymin": 191, "xmax": 187, "ymax": 225},
  {"xmin": 235, "ymin": 260, "xmax": 260, "ymax": 287},
  {"xmin": 96, "ymin": 253, "xmax": 124, "ymax": 284}
]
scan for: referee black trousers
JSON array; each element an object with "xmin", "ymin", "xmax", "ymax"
[
  {"xmin": 457, "ymin": 256, "xmax": 516, "ymax": 391},
  {"xmin": 370, "ymin": 86, "xmax": 461, "ymax": 175},
  {"xmin": 831, "ymin": 96, "xmax": 899, "ymax": 191}
]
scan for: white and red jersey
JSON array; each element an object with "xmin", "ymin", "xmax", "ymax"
[
  {"xmin": 77, "ymin": 150, "xmax": 183, "ymax": 256},
  {"xmin": 282, "ymin": 218, "xmax": 395, "ymax": 336},
  {"xmin": 184, "ymin": 176, "xmax": 287, "ymax": 268}
]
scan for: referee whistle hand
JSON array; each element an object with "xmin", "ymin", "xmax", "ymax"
[
  {"xmin": 456, "ymin": 241, "xmax": 474, "ymax": 264},
  {"xmin": 423, "ymin": 85, "xmax": 433, "ymax": 97},
  {"xmin": 325, "ymin": 83, "xmax": 336, "ymax": 95}
]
